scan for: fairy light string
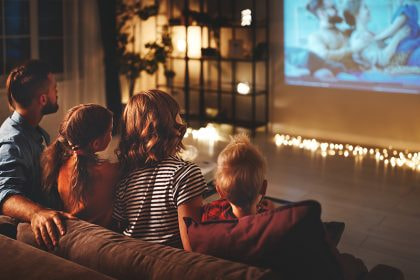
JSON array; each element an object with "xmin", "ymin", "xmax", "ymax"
[{"xmin": 274, "ymin": 134, "xmax": 420, "ymax": 172}]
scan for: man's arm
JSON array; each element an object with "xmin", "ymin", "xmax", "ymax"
[
  {"xmin": 377, "ymin": 25, "xmax": 410, "ymax": 67},
  {"xmin": 1, "ymin": 195, "xmax": 73, "ymax": 250},
  {"xmin": 0, "ymin": 143, "xmax": 74, "ymax": 250},
  {"xmin": 374, "ymin": 15, "xmax": 407, "ymax": 41}
]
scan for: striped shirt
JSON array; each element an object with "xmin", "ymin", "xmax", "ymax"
[{"xmin": 113, "ymin": 155, "xmax": 206, "ymax": 247}]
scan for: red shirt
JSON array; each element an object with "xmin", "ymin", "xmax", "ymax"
[{"xmin": 201, "ymin": 198, "xmax": 269, "ymax": 222}]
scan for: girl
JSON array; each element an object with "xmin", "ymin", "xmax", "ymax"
[
  {"xmin": 41, "ymin": 104, "xmax": 118, "ymax": 228},
  {"xmin": 113, "ymin": 89, "xmax": 206, "ymax": 251}
]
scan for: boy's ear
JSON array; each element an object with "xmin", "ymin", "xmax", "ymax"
[{"xmin": 260, "ymin": 180, "xmax": 268, "ymax": 196}]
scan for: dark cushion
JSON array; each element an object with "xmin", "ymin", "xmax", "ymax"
[
  {"xmin": 0, "ymin": 234, "xmax": 113, "ymax": 280},
  {"xmin": 365, "ymin": 264, "xmax": 404, "ymax": 280},
  {"xmin": 0, "ymin": 215, "xmax": 18, "ymax": 239},
  {"xmin": 17, "ymin": 219, "xmax": 276, "ymax": 280},
  {"xmin": 185, "ymin": 200, "xmax": 344, "ymax": 280}
]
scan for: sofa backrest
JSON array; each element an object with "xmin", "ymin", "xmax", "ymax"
[
  {"xmin": 17, "ymin": 220, "xmax": 277, "ymax": 280},
  {"xmin": 0, "ymin": 234, "xmax": 114, "ymax": 280},
  {"xmin": 0, "ymin": 215, "xmax": 17, "ymax": 239}
]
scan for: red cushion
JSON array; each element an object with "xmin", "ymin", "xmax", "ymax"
[{"xmin": 185, "ymin": 200, "xmax": 343, "ymax": 280}]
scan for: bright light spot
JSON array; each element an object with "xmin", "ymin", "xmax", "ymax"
[
  {"xmin": 241, "ymin": 9, "xmax": 252, "ymax": 26},
  {"xmin": 176, "ymin": 39, "xmax": 186, "ymax": 53},
  {"xmin": 191, "ymin": 124, "xmax": 221, "ymax": 142},
  {"xmin": 237, "ymin": 82, "xmax": 250, "ymax": 95}
]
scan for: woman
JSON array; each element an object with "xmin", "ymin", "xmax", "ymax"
[{"xmin": 113, "ymin": 90, "xmax": 206, "ymax": 250}]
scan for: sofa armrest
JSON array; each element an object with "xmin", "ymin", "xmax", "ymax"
[{"xmin": 17, "ymin": 220, "xmax": 277, "ymax": 280}]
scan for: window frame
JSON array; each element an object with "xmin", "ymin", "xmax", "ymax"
[{"xmin": 0, "ymin": 0, "xmax": 64, "ymax": 86}]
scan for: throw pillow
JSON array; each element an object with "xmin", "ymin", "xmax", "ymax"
[{"xmin": 185, "ymin": 200, "xmax": 343, "ymax": 280}]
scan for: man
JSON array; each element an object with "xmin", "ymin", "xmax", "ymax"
[
  {"xmin": 306, "ymin": 0, "xmax": 353, "ymax": 62},
  {"xmin": 0, "ymin": 60, "xmax": 73, "ymax": 250}
]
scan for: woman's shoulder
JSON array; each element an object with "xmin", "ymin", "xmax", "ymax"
[{"xmin": 168, "ymin": 155, "xmax": 202, "ymax": 172}]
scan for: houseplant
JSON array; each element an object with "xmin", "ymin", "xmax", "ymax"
[{"xmin": 116, "ymin": 0, "xmax": 174, "ymax": 97}]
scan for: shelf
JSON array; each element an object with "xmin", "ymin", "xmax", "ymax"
[
  {"xmin": 168, "ymin": 55, "xmax": 268, "ymax": 62},
  {"xmin": 167, "ymin": 22, "xmax": 268, "ymax": 29},
  {"xmin": 167, "ymin": 16, "xmax": 268, "ymax": 29},
  {"xmin": 157, "ymin": 83, "xmax": 267, "ymax": 96},
  {"xmin": 160, "ymin": 0, "xmax": 270, "ymax": 134},
  {"xmin": 186, "ymin": 114, "xmax": 268, "ymax": 129}
]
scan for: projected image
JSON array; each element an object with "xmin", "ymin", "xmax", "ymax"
[{"xmin": 284, "ymin": 0, "xmax": 420, "ymax": 94}]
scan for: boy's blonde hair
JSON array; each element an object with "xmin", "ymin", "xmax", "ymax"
[{"xmin": 215, "ymin": 134, "xmax": 267, "ymax": 210}]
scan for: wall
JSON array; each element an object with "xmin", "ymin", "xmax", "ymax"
[
  {"xmin": 0, "ymin": 92, "xmax": 10, "ymax": 123},
  {"xmin": 269, "ymin": 0, "xmax": 420, "ymax": 151},
  {"xmin": 5, "ymin": 0, "xmax": 413, "ymax": 150}
]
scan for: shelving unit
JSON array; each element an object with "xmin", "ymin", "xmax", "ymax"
[{"xmin": 156, "ymin": 0, "xmax": 270, "ymax": 133}]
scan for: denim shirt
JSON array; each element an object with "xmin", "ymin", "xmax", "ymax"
[{"xmin": 0, "ymin": 111, "xmax": 50, "ymax": 208}]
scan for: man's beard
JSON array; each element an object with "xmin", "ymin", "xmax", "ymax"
[
  {"xmin": 328, "ymin": 15, "xmax": 343, "ymax": 24},
  {"xmin": 42, "ymin": 99, "xmax": 59, "ymax": 115}
]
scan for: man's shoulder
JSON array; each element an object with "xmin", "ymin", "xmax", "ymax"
[
  {"xmin": 0, "ymin": 119, "xmax": 30, "ymax": 155},
  {"xmin": 0, "ymin": 118, "xmax": 24, "ymax": 144}
]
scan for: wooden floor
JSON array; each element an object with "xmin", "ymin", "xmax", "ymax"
[
  {"xmin": 104, "ymin": 130, "xmax": 420, "ymax": 279},
  {"xmin": 251, "ymin": 134, "xmax": 420, "ymax": 280}
]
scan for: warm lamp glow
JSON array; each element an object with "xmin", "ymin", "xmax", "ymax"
[
  {"xmin": 184, "ymin": 124, "xmax": 221, "ymax": 143},
  {"xmin": 176, "ymin": 39, "xmax": 186, "ymax": 53},
  {"xmin": 237, "ymin": 82, "xmax": 250, "ymax": 95},
  {"xmin": 184, "ymin": 124, "xmax": 222, "ymax": 156},
  {"xmin": 172, "ymin": 26, "xmax": 201, "ymax": 58}
]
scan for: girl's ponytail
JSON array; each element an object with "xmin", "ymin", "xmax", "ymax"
[
  {"xmin": 41, "ymin": 137, "xmax": 70, "ymax": 209},
  {"xmin": 69, "ymin": 151, "xmax": 96, "ymax": 210}
]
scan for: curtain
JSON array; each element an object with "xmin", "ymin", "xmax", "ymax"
[
  {"xmin": 41, "ymin": 0, "xmax": 106, "ymax": 137},
  {"xmin": 97, "ymin": 0, "xmax": 122, "ymax": 126}
]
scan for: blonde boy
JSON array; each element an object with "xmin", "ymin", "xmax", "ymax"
[{"xmin": 202, "ymin": 134, "xmax": 273, "ymax": 221}]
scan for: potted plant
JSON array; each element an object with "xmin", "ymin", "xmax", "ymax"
[{"xmin": 116, "ymin": 0, "xmax": 174, "ymax": 97}]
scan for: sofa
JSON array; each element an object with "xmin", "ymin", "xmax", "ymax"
[
  {"xmin": 0, "ymin": 212, "xmax": 405, "ymax": 280},
  {"xmin": 0, "ymin": 234, "xmax": 113, "ymax": 280}
]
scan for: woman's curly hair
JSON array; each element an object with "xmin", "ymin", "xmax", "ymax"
[{"xmin": 117, "ymin": 89, "xmax": 186, "ymax": 174}]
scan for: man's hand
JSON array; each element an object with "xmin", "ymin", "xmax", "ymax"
[{"xmin": 30, "ymin": 209, "xmax": 75, "ymax": 250}]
